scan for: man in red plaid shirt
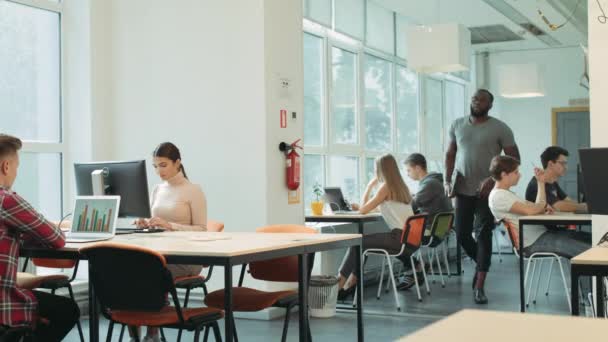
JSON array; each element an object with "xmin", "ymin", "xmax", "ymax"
[{"xmin": 0, "ymin": 134, "xmax": 79, "ymax": 341}]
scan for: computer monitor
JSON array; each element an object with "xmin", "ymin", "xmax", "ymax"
[
  {"xmin": 579, "ymin": 148, "xmax": 608, "ymax": 214},
  {"xmin": 74, "ymin": 160, "xmax": 151, "ymax": 218}
]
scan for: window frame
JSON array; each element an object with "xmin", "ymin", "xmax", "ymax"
[{"xmin": 6, "ymin": 0, "xmax": 66, "ymax": 217}]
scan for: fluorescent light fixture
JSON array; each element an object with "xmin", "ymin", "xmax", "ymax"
[
  {"xmin": 405, "ymin": 24, "xmax": 471, "ymax": 74},
  {"xmin": 498, "ymin": 63, "xmax": 545, "ymax": 98}
]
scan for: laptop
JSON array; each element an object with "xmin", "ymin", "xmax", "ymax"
[
  {"xmin": 579, "ymin": 148, "xmax": 608, "ymax": 215},
  {"xmin": 66, "ymin": 196, "xmax": 120, "ymax": 243},
  {"xmin": 323, "ymin": 187, "xmax": 357, "ymax": 214}
]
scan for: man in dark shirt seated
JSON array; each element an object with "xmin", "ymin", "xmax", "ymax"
[
  {"xmin": 525, "ymin": 146, "xmax": 587, "ymax": 214},
  {"xmin": 397, "ymin": 153, "xmax": 453, "ymax": 290}
]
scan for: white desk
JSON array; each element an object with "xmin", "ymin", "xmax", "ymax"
[
  {"xmin": 399, "ymin": 309, "xmax": 607, "ymax": 341},
  {"xmin": 22, "ymin": 232, "xmax": 364, "ymax": 342},
  {"xmin": 305, "ymin": 213, "xmax": 383, "ymax": 235},
  {"xmin": 570, "ymin": 246, "xmax": 608, "ymax": 316},
  {"xmin": 517, "ymin": 213, "xmax": 592, "ymax": 312}
]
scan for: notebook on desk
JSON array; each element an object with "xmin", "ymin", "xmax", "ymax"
[{"xmin": 66, "ymin": 196, "xmax": 120, "ymax": 243}]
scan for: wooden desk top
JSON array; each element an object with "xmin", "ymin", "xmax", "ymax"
[
  {"xmin": 572, "ymin": 246, "xmax": 608, "ymax": 265},
  {"xmin": 519, "ymin": 213, "xmax": 592, "ymax": 222},
  {"xmin": 399, "ymin": 309, "xmax": 607, "ymax": 341},
  {"xmin": 305, "ymin": 212, "xmax": 383, "ymax": 221},
  {"xmin": 62, "ymin": 232, "xmax": 361, "ymax": 258}
]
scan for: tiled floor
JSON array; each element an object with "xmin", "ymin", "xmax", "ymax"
[{"xmin": 64, "ymin": 254, "xmax": 580, "ymax": 341}]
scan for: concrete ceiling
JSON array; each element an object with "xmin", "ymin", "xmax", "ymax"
[{"xmin": 375, "ymin": 0, "xmax": 588, "ymax": 52}]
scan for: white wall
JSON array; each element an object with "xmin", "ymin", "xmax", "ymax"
[
  {"xmin": 87, "ymin": 0, "xmax": 305, "ymax": 299},
  {"xmin": 589, "ymin": 2, "xmax": 608, "ymax": 242},
  {"xmin": 487, "ymin": 47, "xmax": 589, "ymax": 195}
]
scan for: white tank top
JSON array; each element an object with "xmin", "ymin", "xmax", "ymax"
[{"xmin": 379, "ymin": 200, "xmax": 414, "ymax": 229}]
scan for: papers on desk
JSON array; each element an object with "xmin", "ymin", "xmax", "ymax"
[{"xmin": 189, "ymin": 236, "xmax": 232, "ymax": 242}]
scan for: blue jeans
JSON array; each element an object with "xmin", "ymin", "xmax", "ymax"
[{"xmin": 523, "ymin": 230, "xmax": 591, "ymax": 259}]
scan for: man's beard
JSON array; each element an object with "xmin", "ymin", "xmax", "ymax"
[{"xmin": 470, "ymin": 107, "xmax": 488, "ymax": 117}]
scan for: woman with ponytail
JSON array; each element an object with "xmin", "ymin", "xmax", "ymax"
[{"xmin": 133, "ymin": 142, "xmax": 208, "ymax": 341}]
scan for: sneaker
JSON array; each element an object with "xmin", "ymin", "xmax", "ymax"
[
  {"xmin": 397, "ymin": 270, "xmax": 425, "ymax": 291},
  {"xmin": 143, "ymin": 336, "xmax": 161, "ymax": 342}
]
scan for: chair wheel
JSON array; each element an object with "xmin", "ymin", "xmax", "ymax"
[
  {"xmin": 533, "ymin": 300, "xmax": 537, "ymax": 304},
  {"xmin": 418, "ymin": 298, "xmax": 422, "ymax": 302},
  {"xmin": 442, "ymin": 285, "xmax": 445, "ymax": 288},
  {"xmin": 526, "ymin": 304, "xmax": 529, "ymax": 307},
  {"xmin": 376, "ymin": 297, "xmax": 380, "ymax": 300},
  {"xmin": 397, "ymin": 308, "xmax": 401, "ymax": 312},
  {"xmin": 385, "ymin": 290, "xmax": 389, "ymax": 293}
]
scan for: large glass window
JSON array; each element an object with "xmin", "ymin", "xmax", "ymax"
[
  {"xmin": 366, "ymin": 1, "xmax": 395, "ymax": 54},
  {"xmin": 304, "ymin": 33, "xmax": 324, "ymax": 147},
  {"xmin": 396, "ymin": 66, "xmax": 419, "ymax": 154},
  {"xmin": 328, "ymin": 156, "xmax": 359, "ymax": 203},
  {"xmin": 331, "ymin": 47, "xmax": 358, "ymax": 145},
  {"xmin": 364, "ymin": 54, "xmax": 392, "ymax": 151},
  {"xmin": 303, "ymin": 155, "xmax": 324, "ymax": 208},
  {"xmin": 0, "ymin": 1, "xmax": 61, "ymax": 143},
  {"xmin": 424, "ymin": 78, "xmax": 444, "ymax": 159},
  {"xmin": 303, "ymin": 0, "xmax": 332, "ymax": 26},
  {"xmin": 445, "ymin": 80, "xmax": 466, "ymax": 129},
  {"xmin": 12, "ymin": 153, "xmax": 62, "ymax": 218},
  {"xmin": 334, "ymin": 0, "xmax": 365, "ymax": 39}
]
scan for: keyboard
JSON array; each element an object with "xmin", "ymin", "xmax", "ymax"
[
  {"xmin": 133, "ymin": 227, "xmax": 166, "ymax": 233},
  {"xmin": 66, "ymin": 236, "xmax": 113, "ymax": 243},
  {"xmin": 333, "ymin": 211, "xmax": 359, "ymax": 215}
]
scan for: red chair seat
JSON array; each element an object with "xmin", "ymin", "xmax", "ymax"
[
  {"xmin": 204, "ymin": 288, "xmax": 297, "ymax": 312},
  {"xmin": 16, "ymin": 272, "xmax": 69, "ymax": 290},
  {"xmin": 110, "ymin": 306, "xmax": 223, "ymax": 326}
]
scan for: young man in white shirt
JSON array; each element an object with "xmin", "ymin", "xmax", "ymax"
[{"xmin": 488, "ymin": 156, "xmax": 589, "ymax": 262}]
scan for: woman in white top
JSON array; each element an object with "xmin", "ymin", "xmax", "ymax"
[
  {"xmin": 337, "ymin": 154, "xmax": 415, "ymax": 300},
  {"xmin": 133, "ymin": 142, "xmax": 207, "ymax": 342},
  {"xmin": 488, "ymin": 155, "xmax": 589, "ymax": 261}
]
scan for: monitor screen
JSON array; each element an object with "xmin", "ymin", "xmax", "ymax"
[
  {"xmin": 579, "ymin": 148, "xmax": 608, "ymax": 215},
  {"xmin": 74, "ymin": 160, "xmax": 151, "ymax": 218}
]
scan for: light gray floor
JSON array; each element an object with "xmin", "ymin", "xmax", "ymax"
[{"xmin": 63, "ymin": 253, "xmax": 580, "ymax": 341}]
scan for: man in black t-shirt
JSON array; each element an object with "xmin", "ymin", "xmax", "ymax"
[{"xmin": 525, "ymin": 146, "xmax": 587, "ymax": 213}]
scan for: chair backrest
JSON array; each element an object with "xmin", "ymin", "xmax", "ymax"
[
  {"xmin": 401, "ymin": 214, "xmax": 427, "ymax": 249},
  {"xmin": 503, "ymin": 220, "xmax": 520, "ymax": 253},
  {"xmin": 429, "ymin": 212, "xmax": 454, "ymax": 240},
  {"xmin": 248, "ymin": 224, "xmax": 317, "ymax": 282},
  {"xmin": 207, "ymin": 220, "xmax": 224, "ymax": 232},
  {"xmin": 32, "ymin": 258, "xmax": 77, "ymax": 269},
  {"xmin": 79, "ymin": 242, "xmax": 175, "ymax": 312}
]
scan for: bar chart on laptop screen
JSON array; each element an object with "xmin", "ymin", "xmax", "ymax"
[{"xmin": 73, "ymin": 199, "xmax": 117, "ymax": 233}]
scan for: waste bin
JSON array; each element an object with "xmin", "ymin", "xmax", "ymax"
[{"xmin": 308, "ymin": 275, "xmax": 339, "ymax": 318}]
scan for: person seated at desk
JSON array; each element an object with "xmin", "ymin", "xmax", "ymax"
[
  {"xmin": 404, "ymin": 153, "xmax": 453, "ymax": 223},
  {"xmin": 395, "ymin": 153, "xmax": 453, "ymax": 290},
  {"xmin": 337, "ymin": 154, "xmax": 422, "ymax": 300},
  {"xmin": 0, "ymin": 134, "xmax": 80, "ymax": 341},
  {"xmin": 133, "ymin": 142, "xmax": 207, "ymax": 342},
  {"xmin": 488, "ymin": 155, "xmax": 590, "ymax": 261},
  {"xmin": 525, "ymin": 146, "xmax": 587, "ymax": 214}
]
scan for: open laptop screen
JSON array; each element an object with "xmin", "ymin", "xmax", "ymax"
[
  {"xmin": 323, "ymin": 187, "xmax": 350, "ymax": 211},
  {"xmin": 71, "ymin": 196, "xmax": 120, "ymax": 234}
]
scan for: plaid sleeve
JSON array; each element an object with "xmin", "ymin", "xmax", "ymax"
[{"xmin": 1, "ymin": 192, "xmax": 65, "ymax": 249}]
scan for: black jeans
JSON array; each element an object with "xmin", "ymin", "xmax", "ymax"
[
  {"xmin": 31, "ymin": 290, "xmax": 80, "ymax": 342},
  {"xmin": 455, "ymin": 194, "xmax": 495, "ymax": 272}
]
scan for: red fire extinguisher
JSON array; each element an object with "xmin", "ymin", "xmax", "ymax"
[{"xmin": 279, "ymin": 139, "xmax": 302, "ymax": 190}]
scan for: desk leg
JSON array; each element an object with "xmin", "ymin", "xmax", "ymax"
[
  {"xmin": 455, "ymin": 231, "xmax": 462, "ymax": 276},
  {"xmin": 355, "ymin": 244, "xmax": 364, "ymax": 342},
  {"xmin": 596, "ymin": 275, "xmax": 605, "ymax": 318},
  {"xmin": 298, "ymin": 254, "xmax": 309, "ymax": 342},
  {"xmin": 519, "ymin": 223, "xmax": 525, "ymax": 313},
  {"xmin": 88, "ymin": 262, "xmax": 99, "ymax": 342},
  {"xmin": 225, "ymin": 265, "xmax": 234, "ymax": 342},
  {"xmin": 571, "ymin": 268, "xmax": 579, "ymax": 316}
]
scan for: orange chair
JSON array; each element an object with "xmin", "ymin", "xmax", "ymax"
[
  {"xmin": 204, "ymin": 224, "xmax": 316, "ymax": 342},
  {"xmin": 364, "ymin": 214, "xmax": 428, "ymax": 310},
  {"xmin": 20, "ymin": 257, "xmax": 85, "ymax": 342},
  {"xmin": 80, "ymin": 242, "xmax": 224, "ymax": 342}
]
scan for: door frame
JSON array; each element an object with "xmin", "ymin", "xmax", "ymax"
[{"xmin": 551, "ymin": 106, "xmax": 590, "ymax": 145}]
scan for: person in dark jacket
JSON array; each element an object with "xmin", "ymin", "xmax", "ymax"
[
  {"xmin": 405, "ymin": 153, "xmax": 453, "ymax": 223},
  {"xmin": 396, "ymin": 153, "xmax": 453, "ymax": 290}
]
